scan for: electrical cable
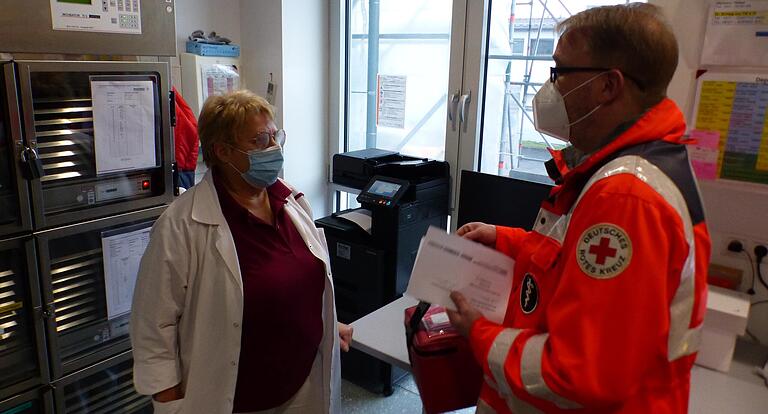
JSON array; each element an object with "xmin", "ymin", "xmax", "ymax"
[{"xmin": 742, "ymin": 250, "xmax": 757, "ymax": 295}]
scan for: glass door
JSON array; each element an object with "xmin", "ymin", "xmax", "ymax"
[
  {"xmin": 461, "ymin": 0, "xmax": 642, "ymax": 182},
  {"xmin": 338, "ymin": 0, "xmax": 468, "ymax": 212},
  {"xmin": 346, "ymin": 0, "xmax": 466, "ymax": 161}
]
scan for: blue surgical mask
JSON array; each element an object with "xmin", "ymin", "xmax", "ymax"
[{"xmin": 228, "ymin": 144, "xmax": 284, "ymax": 188}]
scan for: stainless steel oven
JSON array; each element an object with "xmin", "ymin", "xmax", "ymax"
[
  {"xmin": 35, "ymin": 206, "xmax": 165, "ymax": 379},
  {"xmin": 15, "ymin": 61, "xmax": 173, "ymax": 230}
]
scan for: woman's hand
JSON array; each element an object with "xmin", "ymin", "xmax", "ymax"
[
  {"xmin": 338, "ymin": 322, "xmax": 353, "ymax": 352},
  {"xmin": 456, "ymin": 222, "xmax": 497, "ymax": 247},
  {"xmin": 153, "ymin": 384, "xmax": 184, "ymax": 403}
]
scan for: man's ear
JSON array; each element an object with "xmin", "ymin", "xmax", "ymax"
[{"xmin": 597, "ymin": 69, "xmax": 625, "ymax": 104}]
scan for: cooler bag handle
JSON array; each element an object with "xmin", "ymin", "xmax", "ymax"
[{"xmin": 406, "ymin": 301, "xmax": 432, "ymax": 347}]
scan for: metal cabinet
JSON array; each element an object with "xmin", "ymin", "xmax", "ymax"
[
  {"xmin": 36, "ymin": 206, "xmax": 164, "ymax": 379},
  {"xmin": 52, "ymin": 350, "xmax": 151, "ymax": 414},
  {"xmin": 0, "ymin": 236, "xmax": 49, "ymax": 402},
  {"xmin": 15, "ymin": 60, "xmax": 173, "ymax": 230},
  {"xmin": 0, "ymin": 386, "xmax": 54, "ymax": 414}
]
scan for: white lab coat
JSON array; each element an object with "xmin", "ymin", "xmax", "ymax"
[{"xmin": 130, "ymin": 171, "xmax": 341, "ymax": 414}]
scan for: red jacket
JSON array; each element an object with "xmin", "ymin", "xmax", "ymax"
[
  {"xmin": 173, "ymin": 87, "xmax": 200, "ymax": 171},
  {"xmin": 471, "ymin": 98, "xmax": 711, "ymax": 414}
]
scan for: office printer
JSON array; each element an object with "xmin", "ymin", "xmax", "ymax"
[{"xmin": 316, "ymin": 149, "xmax": 449, "ymax": 395}]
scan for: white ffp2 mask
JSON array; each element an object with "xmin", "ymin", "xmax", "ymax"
[{"xmin": 532, "ymin": 72, "xmax": 606, "ymax": 142}]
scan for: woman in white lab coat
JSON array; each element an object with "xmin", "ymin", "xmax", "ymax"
[{"xmin": 130, "ymin": 90, "xmax": 351, "ymax": 414}]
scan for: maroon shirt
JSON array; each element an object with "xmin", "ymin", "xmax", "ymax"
[{"xmin": 213, "ymin": 172, "xmax": 325, "ymax": 412}]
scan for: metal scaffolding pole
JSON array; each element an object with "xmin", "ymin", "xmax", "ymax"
[{"xmin": 365, "ymin": 0, "xmax": 381, "ymax": 149}]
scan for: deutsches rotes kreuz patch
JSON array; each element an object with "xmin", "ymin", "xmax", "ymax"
[{"xmin": 576, "ymin": 223, "xmax": 632, "ymax": 279}]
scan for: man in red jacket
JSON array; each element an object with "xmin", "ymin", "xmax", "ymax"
[{"xmin": 448, "ymin": 4, "xmax": 710, "ymax": 413}]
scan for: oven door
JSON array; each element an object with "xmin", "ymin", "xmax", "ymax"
[
  {"xmin": 0, "ymin": 61, "xmax": 33, "ymax": 238},
  {"xmin": 16, "ymin": 60, "xmax": 173, "ymax": 230}
]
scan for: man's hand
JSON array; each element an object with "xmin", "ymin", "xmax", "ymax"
[
  {"xmin": 446, "ymin": 291, "xmax": 483, "ymax": 337},
  {"xmin": 338, "ymin": 322, "xmax": 353, "ymax": 352},
  {"xmin": 153, "ymin": 383, "xmax": 184, "ymax": 403},
  {"xmin": 456, "ymin": 222, "xmax": 497, "ymax": 247}
]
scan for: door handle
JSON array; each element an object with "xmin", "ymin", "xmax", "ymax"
[
  {"xmin": 459, "ymin": 91, "xmax": 471, "ymax": 132},
  {"xmin": 447, "ymin": 91, "xmax": 460, "ymax": 131}
]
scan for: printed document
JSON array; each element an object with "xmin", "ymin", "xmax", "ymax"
[
  {"xmin": 102, "ymin": 226, "xmax": 151, "ymax": 320},
  {"xmin": 91, "ymin": 79, "xmax": 157, "ymax": 175},
  {"xmin": 336, "ymin": 209, "xmax": 373, "ymax": 234},
  {"xmin": 406, "ymin": 227, "xmax": 514, "ymax": 324},
  {"xmin": 701, "ymin": 1, "xmax": 768, "ymax": 66}
]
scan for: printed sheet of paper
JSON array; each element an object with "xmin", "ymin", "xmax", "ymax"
[
  {"xmin": 377, "ymin": 75, "xmax": 407, "ymax": 128},
  {"xmin": 692, "ymin": 72, "xmax": 768, "ymax": 185},
  {"xmin": 336, "ymin": 209, "xmax": 373, "ymax": 234},
  {"xmin": 701, "ymin": 1, "xmax": 768, "ymax": 66},
  {"xmin": 201, "ymin": 64, "xmax": 240, "ymax": 102},
  {"xmin": 688, "ymin": 130, "xmax": 721, "ymax": 180},
  {"xmin": 102, "ymin": 226, "xmax": 151, "ymax": 320},
  {"xmin": 91, "ymin": 80, "xmax": 157, "ymax": 175},
  {"xmin": 406, "ymin": 227, "xmax": 514, "ymax": 324}
]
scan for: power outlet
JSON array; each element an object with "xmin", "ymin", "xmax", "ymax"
[
  {"xmin": 722, "ymin": 237, "xmax": 747, "ymax": 257},
  {"xmin": 720, "ymin": 235, "xmax": 768, "ymax": 259},
  {"xmin": 750, "ymin": 241, "xmax": 768, "ymax": 259}
]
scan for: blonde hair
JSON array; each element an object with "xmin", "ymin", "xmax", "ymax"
[
  {"xmin": 558, "ymin": 3, "xmax": 678, "ymax": 107},
  {"xmin": 198, "ymin": 90, "xmax": 275, "ymax": 167}
]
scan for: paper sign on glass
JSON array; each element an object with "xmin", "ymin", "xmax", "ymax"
[
  {"xmin": 406, "ymin": 227, "xmax": 514, "ymax": 324},
  {"xmin": 91, "ymin": 79, "xmax": 157, "ymax": 175},
  {"xmin": 102, "ymin": 226, "xmax": 152, "ymax": 320}
]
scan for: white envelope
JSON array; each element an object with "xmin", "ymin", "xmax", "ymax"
[{"xmin": 406, "ymin": 226, "xmax": 514, "ymax": 324}]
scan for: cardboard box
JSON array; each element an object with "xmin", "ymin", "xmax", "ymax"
[{"xmin": 695, "ymin": 285, "xmax": 751, "ymax": 372}]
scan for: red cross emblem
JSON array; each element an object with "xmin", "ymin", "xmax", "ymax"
[{"xmin": 588, "ymin": 237, "xmax": 617, "ymax": 265}]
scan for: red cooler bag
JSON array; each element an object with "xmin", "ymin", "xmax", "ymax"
[{"xmin": 405, "ymin": 302, "xmax": 483, "ymax": 414}]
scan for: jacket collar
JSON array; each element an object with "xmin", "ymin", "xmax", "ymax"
[
  {"xmin": 191, "ymin": 170, "xmax": 227, "ymax": 226},
  {"xmin": 546, "ymin": 98, "xmax": 687, "ymax": 185}
]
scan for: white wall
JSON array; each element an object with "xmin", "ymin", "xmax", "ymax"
[
  {"xmin": 239, "ymin": 1, "xmax": 285, "ymax": 129},
  {"xmin": 654, "ymin": 0, "xmax": 768, "ymax": 343},
  {"xmin": 280, "ymin": 0, "xmax": 330, "ymax": 216}
]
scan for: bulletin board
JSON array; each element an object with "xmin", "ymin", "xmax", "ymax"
[{"xmin": 690, "ymin": 72, "xmax": 768, "ymax": 186}]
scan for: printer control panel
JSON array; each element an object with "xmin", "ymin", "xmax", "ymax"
[{"xmin": 357, "ymin": 176, "xmax": 410, "ymax": 207}]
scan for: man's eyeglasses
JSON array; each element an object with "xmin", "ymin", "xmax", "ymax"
[{"xmin": 549, "ymin": 67, "xmax": 645, "ymax": 91}]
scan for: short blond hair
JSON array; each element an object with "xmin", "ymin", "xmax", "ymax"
[
  {"xmin": 558, "ymin": 3, "xmax": 678, "ymax": 107},
  {"xmin": 198, "ymin": 90, "xmax": 275, "ymax": 167}
]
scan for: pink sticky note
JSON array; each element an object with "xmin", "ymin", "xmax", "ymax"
[
  {"xmin": 690, "ymin": 129, "xmax": 720, "ymax": 150},
  {"xmin": 688, "ymin": 130, "xmax": 720, "ymax": 180},
  {"xmin": 690, "ymin": 160, "xmax": 718, "ymax": 180}
]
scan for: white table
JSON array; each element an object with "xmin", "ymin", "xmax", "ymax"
[
  {"xmin": 350, "ymin": 296, "xmax": 417, "ymax": 371},
  {"xmin": 351, "ymin": 297, "xmax": 768, "ymax": 414}
]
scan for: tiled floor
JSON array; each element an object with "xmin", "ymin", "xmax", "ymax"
[{"xmin": 340, "ymin": 375, "xmax": 475, "ymax": 414}]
